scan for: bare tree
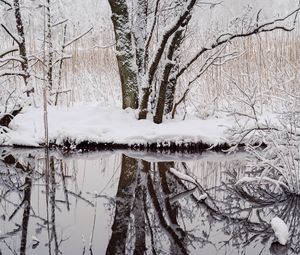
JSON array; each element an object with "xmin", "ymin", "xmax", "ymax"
[
  {"xmin": 0, "ymin": 0, "xmax": 92, "ymax": 132},
  {"xmin": 0, "ymin": 0, "xmax": 31, "ymax": 127},
  {"xmin": 108, "ymin": 0, "xmax": 300, "ymax": 123}
]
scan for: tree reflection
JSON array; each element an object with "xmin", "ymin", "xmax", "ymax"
[
  {"xmin": 1, "ymin": 150, "xmax": 300, "ymax": 254},
  {"xmin": 0, "ymin": 149, "xmax": 94, "ymax": 255},
  {"xmin": 107, "ymin": 154, "xmax": 300, "ymax": 255},
  {"xmin": 106, "ymin": 155, "xmax": 140, "ymax": 255}
]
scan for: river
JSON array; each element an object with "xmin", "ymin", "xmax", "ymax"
[{"xmin": 0, "ymin": 148, "xmax": 297, "ymax": 255}]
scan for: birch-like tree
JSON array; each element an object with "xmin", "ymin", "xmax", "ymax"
[
  {"xmin": 108, "ymin": 0, "xmax": 300, "ymax": 123},
  {"xmin": 0, "ymin": 0, "xmax": 31, "ymax": 128},
  {"xmin": 0, "ymin": 0, "xmax": 92, "ymax": 132}
]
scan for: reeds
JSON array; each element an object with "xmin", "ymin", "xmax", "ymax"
[{"xmin": 1, "ymin": 21, "xmax": 300, "ymax": 114}]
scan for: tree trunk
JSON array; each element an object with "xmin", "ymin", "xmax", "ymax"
[
  {"xmin": 154, "ymin": 28, "xmax": 185, "ymax": 124},
  {"xmin": 13, "ymin": 0, "xmax": 31, "ymax": 97},
  {"xmin": 108, "ymin": 0, "xmax": 139, "ymax": 109},
  {"xmin": 20, "ymin": 164, "xmax": 33, "ymax": 255},
  {"xmin": 138, "ymin": 87, "xmax": 151, "ymax": 119},
  {"xmin": 106, "ymin": 155, "xmax": 138, "ymax": 255},
  {"xmin": 138, "ymin": 0, "xmax": 196, "ymax": 120},
  {"xmin": 133, "ymin": 161, "xmax": 148, "ymax": 255},
  {"xmin": 164, "ymin": 77, "xmax": 177, "ymax": 114},
  {"xmin": 0, "ymin": 107, "xmax": 22, "ymax": 128},
  {"xmin": 153, "ymin": 62, "xmax": 174, "ymax": 124},
  {"xmin": 133, "ymin": 0, "xmax": 147, "ymax": 76},
  {"xmin": 46, "ymin": 0, "xmax": 53, "ymax": 91}
]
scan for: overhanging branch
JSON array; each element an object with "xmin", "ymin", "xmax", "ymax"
[
  {"xmin": 177, "ymin": 7, "xmax": 300, "ymax": 80},
  {"xmin": 1, "ymin": 24, "xmax": 21, "ymax": 45},
  {"xmin": 0, "ymin": 0, "xmax": 11, "ymax": 7}
]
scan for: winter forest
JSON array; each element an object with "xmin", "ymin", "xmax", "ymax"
[{"xmin": 1, "ymin": 0, "xmax": 300, "ymax": 254}]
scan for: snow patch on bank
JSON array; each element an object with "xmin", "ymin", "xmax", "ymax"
[
  {"xmin": 0, "ymin": 104, "xmax": 242, "ymax": 147},
  {"xmin": 271, "ymin": 217, "xmax": 289, "ymax": 245}
]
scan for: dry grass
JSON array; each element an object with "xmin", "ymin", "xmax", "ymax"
[
  {"xmin": 1, "ymin": 26, "xmax": 300, "ymax": 116},
  {"xmin": 182, "ymin": 29, "xmax": 300, "ymax": 117}
]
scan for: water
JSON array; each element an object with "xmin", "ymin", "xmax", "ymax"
[{"xmin": 0, "ymin": 148, "xmax": 298, "ymax": 255}]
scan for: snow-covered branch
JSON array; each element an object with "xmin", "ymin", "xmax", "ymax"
[
  {"xmin": 0, "ymin": 69, "xmax": 26, "ymax": 77},
  {"xmin": 146, "ymin": 0, "xmax": 197, "ymax": 86},
  {"xmin": 0, "ymin": 56, "xmax": 24, "ymax": 63},
  {"xmin": 63, "ymin": 27, "xmax": 93, "ymax": 48},
  {"xmin": 144, "ymin": 0, "xmax": 161, "ymax": 66},
  {"xmin": 0, "ymin": 0, "xmax": 11, "ymax": 7},
  {"xmin": 1, "ymin": 24, "xmax": 21, "ymax": 44},
  {"xmin": 177, "ymin": 7, "xmax": 300, "ymax": 79},
  {"xmin": 52, "ymin": 18, "xmax": 68, "ymax": 27},
  {"xmin": 0, "ymin": 46, "xmax": 18, "ymax": 58},
  {"xmin": 53, "ymin": 54, "xmax": 72, "ymax": 65}
]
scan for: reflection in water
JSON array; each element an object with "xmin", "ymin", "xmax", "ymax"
[{"xmin": 0, "ymin": 149, "xmax": 299, "ymax": 254}]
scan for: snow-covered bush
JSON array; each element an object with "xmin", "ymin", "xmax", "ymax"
[{"xmin": 230, "ymin": 85, "xmax": 300, "ymax": 196}]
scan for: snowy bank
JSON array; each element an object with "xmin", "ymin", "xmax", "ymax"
[{"xmin": 0, "ymin": 104, "xmax": 238, "ymax": 149}]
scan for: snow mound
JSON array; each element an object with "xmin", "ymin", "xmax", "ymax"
[
  {"xmin": 271, "ymin": 217, "xmax": 289, "ymax": 245},
  {"xmin": 0, "ymin": 104, "xmax": 278, "ymax": 148},
  {"xmin": 0, "ymin": 104, "xmax": 232, "ymax": 148}
]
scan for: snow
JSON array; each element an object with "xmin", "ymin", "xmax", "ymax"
[
  {"xmin": 0, "ymin": 104, "xmax": 234, "ymax": 148},
  {"xmin": 0, "ymin": 69, "xmax": 26, "ymax": 76},
  {"xmin": 32, "ymin": 235, "xmax": 40, "ymax": 243},
  {"xmin": 271, "ymin": 217, "xmax": 289, "ymax": 245},
  {"xmin": 199, "ymin": 194, "xmax": 208, "ymax": 200},
  {"xmin": 0, "ymin": 46, "xmax": 18, "ymax": 58},
  {"xmin": 0, "ymin": 56, "xmax": 24, "ymax": 63},
  {"xmin": 170, "ymin": 168, "xmax": 197, "ymax": 184},
  {"xmin": 124, "ymin": 150, "xmax": 247, "ymax": 162}
]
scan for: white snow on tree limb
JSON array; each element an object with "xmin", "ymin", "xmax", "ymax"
[
  {"xmin": 235, "ymin": 176, "xmax": 289, "ymax": 191},
  {"xmin": 271, "ymin": 217, "xmax": 289, "ymax": 245},
  {"xmin": 0, "ymin": 46, "xmax": 18, "ymax": 58},
  {"xmin": 199, "ymin": 194, "xmax": 208, "ymax": 200},
  {"xmin": 31, "ymin": 235, "xmax": 40, "ymax": 243},
  {"xmin": 53, "ymin": 54, "xmax": 72, "ymax": 64},
  {"xmin": 63, "ymin": 27, "xmax": 93, "ymax": 48},
  {"xmin": 0, "ymin": 56, "xmax": 24, "ymax": 63},
  {"xmin": 0, "ymin": 69, "xmax": 26, "ymax": 77},
  {"xmin": 170, "ymin": 167, "xmax": 197, "ymax": 184}
]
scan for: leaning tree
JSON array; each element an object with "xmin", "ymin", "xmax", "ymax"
[{"xmin": 108, "ymin": 0, "xmax": 300, "ymax": 123}]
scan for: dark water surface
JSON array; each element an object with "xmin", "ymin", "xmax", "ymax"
[{"xmin": 0, "ymin": 148, "xmax": 298, "ymax": 255}]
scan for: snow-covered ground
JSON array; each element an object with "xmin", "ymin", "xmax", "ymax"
[{"xmin": 0, "ymin": 104, "xmax": 237, "ymax": 148}]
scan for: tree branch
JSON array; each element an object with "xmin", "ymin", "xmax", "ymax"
[
  {"xmin": 1, "ymin": 24, "xmax": 21, "ymax": 44},
  {"xmin": 177, "ymin": 7, "xmax": 300, "ymax": 79},
  {"xmin": 0, "ymin": 69, "xmax": 26, "ymax": 77},
  {"xmin": 144, "ymin": 0, "xmax": 161, "ymax": 67},
  {"xmin": 172, "ymin": 43, "xmax": 228, "ymax": 118},
  {"xmin": 0, "ymin": 46, "xmax": 18, "ymax": 58},
  {"xmin": 0, "ymin": 56, "xmax": 24, "ymax": 63},
  {"xmin": 0, "ymin": 0, "xmax": 11, "ymax": 7},
  {"xmin": 146, "ymin": 0, "xmax": 197, "ymax": 86},
  {"xmin": 63, "ymin": 27, "xmax": 93, "ymax": 48},
  {"xmin": 139, "ymin": 0, "xmax": 197, "ymax": 119}
]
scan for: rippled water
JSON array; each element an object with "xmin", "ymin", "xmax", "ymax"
[{"xmin": 0, "ymin": 148, "xmax": 298, "ymax": 255}]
